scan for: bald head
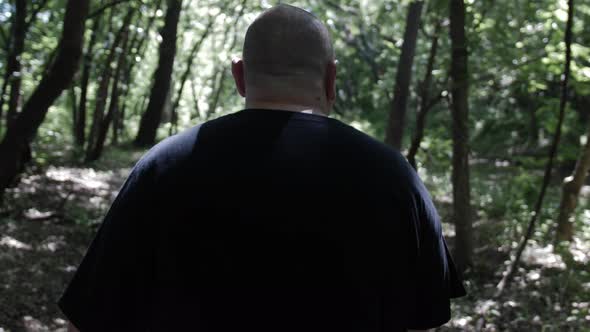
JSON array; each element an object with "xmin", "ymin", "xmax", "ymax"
[
  {"xmin": 243, "ymin": 4, "xmax": 334, "ymax": 81},
  {"xmin": 232, "ymin": 4, "xmax": 337, "ymax": 115}
]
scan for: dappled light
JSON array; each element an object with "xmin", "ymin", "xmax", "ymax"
[
  {"xmin": 0, "ymin": 235, "xmax": 32, "ymax": 250},
  {"xmin": 521, "ymin": 244, "xmax": 566, "ymax": 270},
  {"xmin": 0, "ymin": 0, "xmax": 589, "ymax": 330},
  {"xmin": 1, "ymin": 162, "xmax": 128, "ymax": 331}
]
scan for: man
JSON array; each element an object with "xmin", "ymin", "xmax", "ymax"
[{"xmin": 60, "ymin": 4, "xmax": 465, "ymax": 332}]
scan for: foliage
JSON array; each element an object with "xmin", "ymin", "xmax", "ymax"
[{"xmin": 0, "ymin": 0, "xmax": 590, "ymax": 330}]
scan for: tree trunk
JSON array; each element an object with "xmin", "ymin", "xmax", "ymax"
[
  {"xmin": 0, "ymin": 0, "xmax": 89, "ymax": 200},
  {"xmin": 2, "ymin": 0, "xmax": 26, "ymax": 129},
  {"xmin": 87, "ymin": 25, "xmax": 130, "ymax": 162},
  {"xmin": 111, "ymin": 103, "xmax": 120, "ymax": 145},
  {"xmin": 119, "ymin": 0, "xmax": 163, "ymax": 130},
  {"xmin": 169, "ymin": 16, "xmax": 215, "ymax": 135},
  {"xmin": 205, "ymin": 13, "xmax": 242, "ymax": 121},
  {"xmin": 496, "ymin": 0, "xmax": 574, "ymax": 296},
  {"xmin": 384, "ymin": 1, "xmax": 424, "ymax": 150},
  {"xmin": 556, "ymin": 132, "xmax": 590, "ymax": 242},
  {"xmin": 207, "ymin": 68, "xmax": 227, "ymax": 119},
  {"xmin": 407, "ymin": 20, "xmax": 442, "ymax": 169},
  {"xmin": 75, "ymin": 15, "xmax": 102, "ymax": 148},
  {"xmin": 70, "ymin": 85, "xmax": 78, "ymax": 138},
  {"xmin": 86, "ymin": 8, "xmax": 134, "ymax": 162},
  {"xmin": 449, "ymin": 0, "xmax": 473, "ymax": 272},
  {"xmin": 527, "ymin": 107, "xmax": 539, "ymax": 148},
  {"xmin": 134, "ymin": 0, "xmax": 182, "ymax": 147},
  {"xmin": 114, "ymin": 103, "xmax": 125, "ymax": 143},
  {"xmin": 190, "ymin": 79, "xmax": 201, "ymax": 119}
]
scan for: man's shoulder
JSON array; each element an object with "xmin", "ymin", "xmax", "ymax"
[
  {"xmin": 336, "ymin": 122, "xmax": 417, "ymax": 178},
  {"xmin": 135, "ymin": 124, "xmax": 202, "ymax": 175}
]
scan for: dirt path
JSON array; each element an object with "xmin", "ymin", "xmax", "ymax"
[
  {"xmin": 1, "ymin": 160, "xmax": 589, "ymax": 331},
  {"xmin": 0, "ymin": 166, "xmax": 130, "ymax": 331}
]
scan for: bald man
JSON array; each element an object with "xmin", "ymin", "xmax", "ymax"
[{"xmin": 59, "ymin": 4, "xmax": 465, "ymax": 332}]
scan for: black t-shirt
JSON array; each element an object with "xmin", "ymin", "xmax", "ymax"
[{"xmin": 59, "ymin": 109, "xmax": 466, "ymax": 331}]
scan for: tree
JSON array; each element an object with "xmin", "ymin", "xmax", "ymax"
[
  {"xmin": 556, "ymin": 133, "xmax": 590, "ymax": 242},
  {"xmin": 115, "ymin": 0, "xmax": 164, "ymax": 143},
  {"xmin": 4, "ymin": 0, "xmax": 26, "ymax": 128},
  {"xmin": 134, "ymin": 0, "xmax": 183, "ymax": 147},
  {"xmin": 91, "ymin": 32, "xmax": 130, "ymax": 160},
  {"xmin": 407, "ymin": 19, "xmax": 444, "ymax": 169},
  {"xmin": 205, "ymin": 2, "xmax": 245, "ymax": 120},
  {"xmin": 496, "ymin": 0, "xmax": 574, "ymax": 296},
  {"xmin": 169, "ymin": 13, "xmax": 216, "ymax": 135},
  {"xmin": 0, "ymin": 0, "xmax": 90, "ymax": 201},
  {"xmin": 74, "ymin": 14, "xmax": 103, "ymax": 148},
  {"xmin": 85, "ymin": 8, "xmax": 134, "ymax": 162},
  {"xmin": 384, "ymin": 1, "xmax": 424, "ymax": 150},
  {"xmin": 449, "ymin": 0, "xmax": 473, "ymax": 272},
  {"xmin": 0, "ymin": 0, "xmax": 50, "ymax": 129}
]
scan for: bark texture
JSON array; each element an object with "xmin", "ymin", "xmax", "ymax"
[
  {"xmin": 449, "ymin": 0, "xmax": 473, "ymax": 272},
  {"xmin": 0, "ymin": 0, "xmax": 90, "ymax": 200},
  {"xmin": 407, "ymin": 20, "xmax": 442, "ymax": 169},
  {"xmin": 135, "ymin": 0, "xmax": 182, "ymax": 147},
  {"xmin": 556, "ymin": 135, "xmax": 590, "ymax": 242},
  {"xmin": 385, "ymin": 1, "xmax": 423, "ymax": 150}
]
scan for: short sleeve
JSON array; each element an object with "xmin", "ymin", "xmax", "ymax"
[
  {"xmin": 58, "ymin": 157, "xmax": 156, "ymax": 331},
  {"xmin": 405, "ymin": 188, "xmax": 467, "ymax": 330}
]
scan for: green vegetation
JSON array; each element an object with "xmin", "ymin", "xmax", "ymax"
[{"xmin": 0, "ymin": 0, "xmax": 590, "ymax": 330}]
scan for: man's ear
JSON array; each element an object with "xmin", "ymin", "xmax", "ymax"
[
  {"xmin": 325, "ymin": 60, "xmax": 337, "ymax": 104},
  {"xmin": 231, "ymin": 58, "xmax": 246, "ymax": 97}
]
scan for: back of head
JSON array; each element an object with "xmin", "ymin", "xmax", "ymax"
[{"xmin": 242, "ymin": 4, "xmax": 334, "ymax": 89}]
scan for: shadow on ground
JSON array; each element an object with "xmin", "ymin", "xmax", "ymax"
[{"xmin": 1, "ymin": 157, "xmax": 589, "ymax": 331}]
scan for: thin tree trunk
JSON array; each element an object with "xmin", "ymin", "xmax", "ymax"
[
  {"xmin": 528, "ymin": 106, "xmax": 539, "ymax": 148},
  {"xmin": 385, "ymin": 1, "xmax": 424, "ymax": 150},
  {"xmin": 0, "ymin": 0, "xmax": 89, "ymax": 200},
  {"xmin": 75, "ymin": 14, "xmax": 102, "ymax": 147},
  {"xmin": 88, "ymin": 27, "xmax": 130, "ymax": 162},
  {"xmin": 0, "ymin": 11, "xmax": 13, "ymax": 126},
  {"xmin": 3, "ymin": 0, "xmax": 26, "ymax": 128},
  {"xmin": 87, "ymin": 0, "xmax": 135, "ymax": 20},
  {"xmin": 0, "ymin": 76, "xmax": 9, "ymax": 128},
  {"xmin": 169, "ymin": 15, "xmax": 216, "ymax": 135},
  {"xmin": 86, "ymin": 8, "xmax": 134, "ymax": 161},
  {"xmin": 190, "ymin": 79, "xmax": 201, "ymax": 119},
  {"xmin": 208, "ymin": 69, "xmax": 227, "ymax": 119},
  {"xmin": 556, "ymin": 132, "xmax": 590, "ymax": 242},
  {"xmin": 135, "ymin": 0, "xmax": 182, "ymax": 147},
  {"xmin": 134, "ymin": 93, "xmax": 148, "ymax": 117},
  {"xmin": 70, "ymin": 85, "xmax": 78, "ymax": 138},
  {"xmin": 496, "ymin": 0, "xmax": 574, "ymax": 296},
  {"xmin": 111, "ymin": 102, "xmax": 120, "ymax": 145},
  {"xmin": 205, "ymin": 10, "xmax": 243, "ymax": 120},
  {"xmin": 117, "ymin": 0, "xmax": 163, "ymax": 141},
  {"xmin": 116, "ymin": 103, "xmax": 125, "ymax": 141},
  {"xmin": 407, "ymin": 20, "xmax": 442, "ymax": 169},
  {"xmin": 449, "ymin": 0, "xmax": 473, "ymax": 272},
  {"xmin": 24, "ymin": 0, "xmax": 50, "ymax": 32}
]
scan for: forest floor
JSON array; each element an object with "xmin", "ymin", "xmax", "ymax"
[{"xmin": 0, "ymin": 146, "xmax": 589, "ymax": 331}]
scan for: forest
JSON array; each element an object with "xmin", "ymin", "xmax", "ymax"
[{"xmin": 0, "ymin": 0, "xmax": 589, "ymax": 330}]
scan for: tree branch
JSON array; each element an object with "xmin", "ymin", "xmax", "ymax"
[
  {"xmin": 87, "ymin": 0, "xmax": 143, "ymax": 20},
  {"xmin": 472, "ymin": 0, "xmax": 495, "ymax": 31},
  {"xmin": 324, "ymin": 0, "xmax": 358, "ymax": 16},
  {"xmin": 24, "ymin": 0, "xmax": 51, "ymax": 31},
  {"xmin": 0, "ymin": 25, "xmax": 8, "ymax": 46},
  {"xmin": 495, "ymin": 0, "xmax": 574, "ymax": 297}
]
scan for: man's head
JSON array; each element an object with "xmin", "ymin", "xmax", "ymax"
[{"xmin": 231, "ymin": 4, "xmax": 337, "ymax": 115}]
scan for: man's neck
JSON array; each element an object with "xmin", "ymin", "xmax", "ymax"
[{"xmin": 245, "ymin": 100, "xmax": 329, "ymax": 116}]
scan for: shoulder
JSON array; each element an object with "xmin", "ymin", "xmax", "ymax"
[
  {"xmin": 334, "ymin": 120, "xmax": 422, "ymax": 189},
  {"xmin": 133, "ymin": 124, "xmax": 203, "ymax": 178}
]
